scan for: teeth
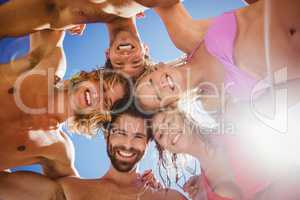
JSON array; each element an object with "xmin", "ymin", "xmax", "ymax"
[
  {"xmin": 118, "ymin": 44, "xmax": 133, "ymax": 50},
  {"xmin": 171, "ymin": 134, "xmax": 181, "ymax": 145},
  {"xmin": 166, "ymin": 75, "xmax": 175, "ymax": 90},
  {"xmin": 84, "ymin": 90, "xmax": 91, "ymax": 106},
  {"xmin": 118, "ymin": 150, "xmax": 135, "ymax": 158}
]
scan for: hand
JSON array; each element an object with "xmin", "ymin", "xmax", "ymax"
[
  {"xmin": 139, "ymin": 169, "xmax": 162, "ymax": 190},
  {"xmin": 67, "ymin": 24, "xmax": 86, "ymax": 36},
  {"xmin": 183, "ymin": 175, "xmax": 207, "ymax": 200}
]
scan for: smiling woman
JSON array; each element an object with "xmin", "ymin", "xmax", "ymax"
[{"xmin": 67, "ymin": 68, "xmax": 131, "ymax": 135}]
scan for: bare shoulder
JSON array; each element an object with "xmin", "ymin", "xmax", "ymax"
[
  {"xmin": 30, "ymin": 129, "xmax": 77, "ymax": 178},
  {"xmin": 0, "ymin": 171, "xmax": 65, "ymax": 200},
  {"xmin": 58, "ymin": 177, "xmax": 110, "ymax": 199},
  {"xmin": 153, "ymin": 188, "xmax": 187, "ymax": 200}
]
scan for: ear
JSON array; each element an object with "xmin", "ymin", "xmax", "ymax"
[{"xmin": 105, "ymin": 49, "xmax": 110, "ymax": 59}]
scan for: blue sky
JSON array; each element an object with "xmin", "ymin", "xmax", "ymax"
[{"xmin": 1, "ymin": 0, "xmax": 246, "ymax": 195}]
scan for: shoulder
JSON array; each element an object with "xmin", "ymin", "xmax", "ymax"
[
  {"xmin": 156, "ymin": 188, "xmax": 187, "ymax": 200},
  {"xmin": 58, "ymin": 177, "xmax": 110, "ymax": 199}
]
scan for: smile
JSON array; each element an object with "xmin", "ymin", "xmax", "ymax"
[
  {"xmin": 117, "ymin": 150, "xmax": 136, "ymax": 158},
  {"xmin": 84, "ymin": 89, "xmax": 92, "ymax": 106},
  {"xmin": 166, "ymin": 74, "xmax": 175, "ymax": 90},
  {"xmin": 117, "ymin": 43, "xmax": 134, "ymax": 50}
]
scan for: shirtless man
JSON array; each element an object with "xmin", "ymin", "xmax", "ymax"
[
  {"xmin": 0, "ymin": 102, "xmax": 187, "ymax": 200},
  {"xmin": 104, "ymin": 16, "xmax": 152, "ymax": 78},
  {"xmin": 0, "ymin": 0, "xmax": 180, "ymax": 38},
  {"xmin": 0, "ymin": 29, "xmax": 129, "ymax": 179}
]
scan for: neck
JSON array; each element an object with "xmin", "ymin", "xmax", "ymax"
[
  {"xmin": 103, "ymin": 165, "xmax": 140, "ymax": 186},
  {"xmin": 52, "ymin": 84, "xmax": 73, "ymax": 122},
  {"xmin": 106, "ymin": 17, "xmax": 140, "ymax": 44}
]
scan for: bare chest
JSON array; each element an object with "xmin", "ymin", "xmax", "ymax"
[{"xmin": 0, "ymin": 117, "xmax": 61, "ymax": 170}]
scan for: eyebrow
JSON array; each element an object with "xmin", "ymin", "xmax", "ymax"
[
  {"xmin": 134, "ymin": 132, "xmax": 147, "ymax": 138},
  {"xmin": 149, "ymin": 79, "xmax": 162, "ymax": 101}
]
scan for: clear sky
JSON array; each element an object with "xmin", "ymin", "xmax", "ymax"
[{"xmin": 1, "ymin": 0, "xmax": 246, "ymax": 196}]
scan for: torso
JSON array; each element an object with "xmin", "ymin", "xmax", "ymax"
[
  {"xmin": 0, "ymin": 67, "xmax": 68, "ymax": 174},
  {"xmin": 60, "ymin": 177, "xmax": 184, "ymax": 200}
]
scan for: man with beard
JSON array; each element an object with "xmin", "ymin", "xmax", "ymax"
[
  {"xmin": 0, "ymin": 102, "xmax": 187, "ymax": 200},
  {"xmin": 58, "ymin": 102, "xmax": 187, "ymax": 200},
  {"xmin": 0, "ymin": 28, "xmax": 129, "ymax": 179}
]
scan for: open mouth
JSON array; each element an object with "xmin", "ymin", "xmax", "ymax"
[
  {"xmin": 166, "ymin": 74, "xmax": 175, "ymax": 91},
  {"xmin": 117, "ymin": 43, "xmax": 135, "ymax": 50},
  {"xmin": 84, "ymin": 89, "xmax": 92, "ymax": 106},
  {"xmin": 117, "ymin": 150, "xmax": 136, "ymax": 159}
]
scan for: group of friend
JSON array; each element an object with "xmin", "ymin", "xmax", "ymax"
[{"xmin": 0, "ymin": 0, "xmax": 300, "ymax": 199}]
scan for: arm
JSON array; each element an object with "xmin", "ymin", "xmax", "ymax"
[
  {"xmin": 154, "ymin": 2, "xmax": 211, "ymax": 54},
  {"xmin": 134, "ymin": 0, "xmax": 180, "ymax": 8},
  {"xmin": 0, "ymin": 171, "xmax": 65, "ymax": 200},
  {"xmin": 36, "ymin": 130, "xmax": 79, "ymax": 179}
]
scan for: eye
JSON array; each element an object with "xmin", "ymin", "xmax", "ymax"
[{"xmin": 135, "ymin": 135, "xmax": 145, "ymax": 139}]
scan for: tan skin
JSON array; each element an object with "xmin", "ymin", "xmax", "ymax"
[
  {"xmin": 136, "ymin": 0, "xmax": 300, "ymax": 111},
  {"xmin": 0, "ymin": 0, "xmax": 180, "ymax": 38},
  {"xmin": 59, "ymin": 114, "xmax": 186, "ymax": 200},
  {"xmin": 0, "ymin": 30, "xmax": 125, "ymax": 179},
  {"xmin": 0, "ymin": 114, "xmax": 182, "ymax": 200},
  {"xmin": 106, "ymin": 17, "xmax": 150, "ymax": 78}
]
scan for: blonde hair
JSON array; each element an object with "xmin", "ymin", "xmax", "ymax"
[{"xmin": 67, "ymin": 68, "xmax": 130, "ymax": 136}]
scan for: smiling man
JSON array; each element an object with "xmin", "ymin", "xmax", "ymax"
[
  {"xmin": 58, "ymin": 101, "xmax": 187, "ymax": 200},
  {"xmin": 0, "ymin": 102, "xmax": 187, "ymax": 200},
  {"xmin": 0, "ymin": 29, "xmax": 130, "ymax": 179},
  {"xmin": 104, "ymin": 16, "xmax": 153, "ymax": 79}
]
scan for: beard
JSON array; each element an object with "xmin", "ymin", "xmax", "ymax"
[{"xmin": 107, "ymin": 143, "xmax": 144, "ymax": 172}]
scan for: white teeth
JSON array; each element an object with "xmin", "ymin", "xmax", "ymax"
[
  {"xmin": 84, "ymin": 90, "xmax": 91, "ymax": 106},
  {"xmin": 171, "ymin": 134, "xmax": 181, "ymax": 145},
  {"xmin": 118, "ymin": 150, "xmax": 134, "ymax": 158},
  {"xmin": 166, "ymin": 75, "xmax": 175, "ymax": 90},
  {"xmin": 118, "ymin": 44, "xmax": 133, "ymax": 50}
]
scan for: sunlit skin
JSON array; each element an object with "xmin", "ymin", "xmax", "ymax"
[
  {"xmin": 106, "ymin": 17, "xmax": 149, "ymax": 78},
  {"xmin": 57, "ymin": 113, "xmax": 187, "ymax": 200},
  {"xmin": 137, "ymin": 0, "xmax": 300, "ymax": 112},
  {"xmin": 0, "ymin": 0, "xmax": 180, "ymax": 37},
  {"xmin": 135, "ymin": 61, "xmax": 221, "ymax": 112},
  {"xmin": 106, "ymin": 114, "xmax": 148, "ymax": 172},
  {"xmin": 0, "ymin": 30, "xmax": 125, "ymax": 180},
  {"xmin": 69, "ymin": 79, "xmax": 125, "ymax": 115},
  {"xmin": 152, "ymin": 111, "xmax": 242, "ymax": 199},
  {"xmin": 0, "ymin": 113, "xmax": 186, "ymax": 200}
]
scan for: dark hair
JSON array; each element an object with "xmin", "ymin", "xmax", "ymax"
[{"xmin": 103, "ymin": 100, "xmax": 154, "ymax": 141}]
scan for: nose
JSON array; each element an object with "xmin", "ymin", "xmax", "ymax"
[{"xmin": 122, "ymin": 137, "xmax": 134, "ymax": 149}]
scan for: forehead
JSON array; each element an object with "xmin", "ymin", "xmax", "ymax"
[{"xmin": 114, "ymin": 114, "xmax": 146, "ymax": 135}]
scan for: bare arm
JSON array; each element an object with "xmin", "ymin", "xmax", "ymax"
[
  {"xmin": 154, "ymin": 3, "xmax": 211, "ymax": 54},
  {"xmin": 134, "ymin": 0, "xmax": 180, "ymax": 8},
  {"xmin": 0, "ymin": 171, "xmax": 65, "ymax": 200},
  {"xmin": 34, "ymin": 130, "xmax": 79, "ymax": 179}
]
